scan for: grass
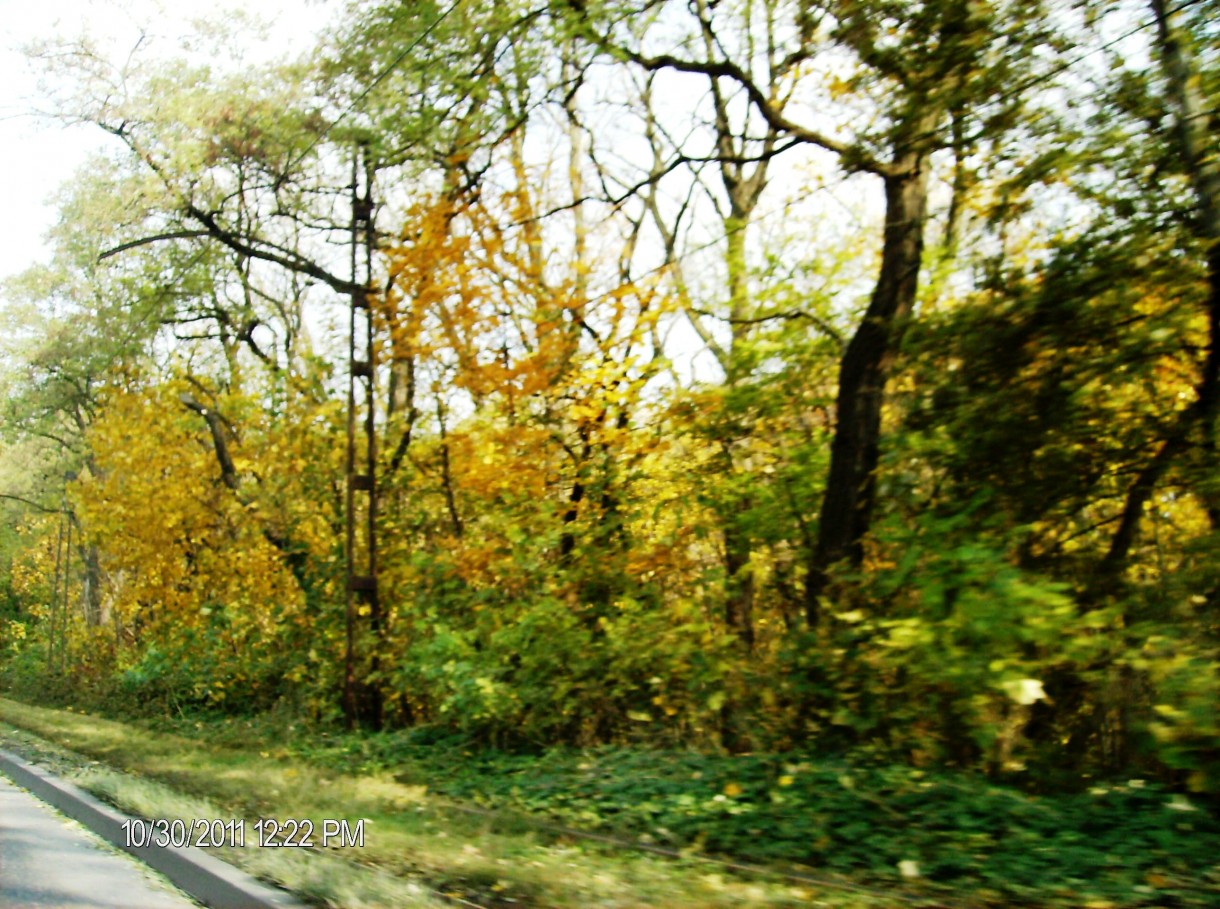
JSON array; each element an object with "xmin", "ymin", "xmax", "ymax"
[
  {"xmin": 75, "ymin": 765, "xmax": 444, "ymax": 908},
  {"xmin": 155, "ymin": 708, "xmax": 1220, "ymax": 907},
  {"xmin": 3, "ymin": 695, "xmax": 1220, "ymax": 908},
  {"xmin": 0, "ymin": 698, "xmax": 872, "ymax": 909}
]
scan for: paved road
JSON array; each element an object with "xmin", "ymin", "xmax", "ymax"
[{"xmin": 0, "ymin": 775, "xmax": 199, "ymax": 909}]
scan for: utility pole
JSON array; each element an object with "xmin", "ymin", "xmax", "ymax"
[
  {"xmin": 59, "ymin": 512, "xmax": 72, "ymax": 674},
  {"xmin": 46, "ymin": 500, "xmax": 74, "ymax": 674},
  {"xmin": 343, "ymin": 142, "xmax": 381, "ymax": 730},
  {"xmin": 47, "ymin": 512, "xmax": 65, "ymax": 673}
]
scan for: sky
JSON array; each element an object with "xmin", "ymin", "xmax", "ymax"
[{"xmin": 0, "ymin": 0, "xmax": 336, "ymax": 283}]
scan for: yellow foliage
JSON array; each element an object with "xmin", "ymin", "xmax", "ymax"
[{"xmin": 75, "ymin": 379, "xmax": 321, "ymax": 659}]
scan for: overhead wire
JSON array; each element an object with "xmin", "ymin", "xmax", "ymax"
[
  {"xmin": 274, "ymin": 0, "xmax": 1209, "ymax": 294},
  {"xmin": 580, "ymin": 0, "xmax": 1217, "ymax": 316},
  {"xmin": 291, "ymin": 0, "xmax": 1210, "ymax": 174},
  {"xmin": 288, "ymin": 0, "xmax": 465, "ymax": 171},
  {"xmin": 899, "ymin": 0, "xmax": 1213, "ymax": 152}
]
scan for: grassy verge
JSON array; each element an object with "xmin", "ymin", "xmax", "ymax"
[
  {"xmin": 0, "ymin": 698, "xmax": 874, "ymax": 909},
  {"xmin": 156, "ymin": 709, "xmax": 1220, "ymax": 907},
  {"xmin": 3, "ymin": 696, "xmax": 1219, "ymax": 908}
]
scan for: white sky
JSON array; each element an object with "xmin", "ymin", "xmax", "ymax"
[{"xmin": 0, "ymin": 0, "xmax": 336, "ymax": 283}]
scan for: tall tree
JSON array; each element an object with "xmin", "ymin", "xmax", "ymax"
[
  {"xmin": 1096, "ymin": 0, "xmax": 1220, "ymax": 587},
  {"xmin": 561, "ymin": 0, "xmax": 1059, "ymax": 623}
]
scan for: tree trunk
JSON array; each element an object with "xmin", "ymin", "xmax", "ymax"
[
  {"xmin": 721, "ymin": 210, "xmax": 761, "ymax": 650},
  {"xmin": 724, "ymin": 516, "xmax": 756, "ymax": 651},
  {"xmin": 1096, "ymin": 0, "xmax": 1220, "ymax": 590},
  {"xmin": 81, "ymin": 543, "xmax": 102, "ymax": 627},
  {"xmin": 806, "ymin": 160, "xmax": 929, "ymax": 626}
]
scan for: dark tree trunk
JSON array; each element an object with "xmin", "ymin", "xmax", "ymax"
[
  {"xmin": 806, "ymin": 160, "xmax": 929, "ymax": 626},
  {"xmin": 1095, "ymin": 0, "xmax": 1220, "ymax": 593},
  {"xmin": 724, "ymin": 504, "xmax": 756, "ymax": 652}
]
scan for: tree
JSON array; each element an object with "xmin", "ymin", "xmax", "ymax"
[
  {"xmin": 559, "ymin": 0, "xmax": 1062, "ymax": 625},
  {"xmin": 1096, "ymin": 0, "xmax": 1220, "ymax": 587}
]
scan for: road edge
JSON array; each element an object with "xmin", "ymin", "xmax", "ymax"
[{"xmin": 0, "ymin": 748, "xmax": 309, "ymax": 909}]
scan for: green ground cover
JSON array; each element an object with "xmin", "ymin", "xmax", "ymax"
[
  {"xmin": 2, "ymin": 696, "xmax": 1219, "ymax": 907},
  {"xmin": 279, "ymin": 723, "xmax": 1220, "ymax": 905},
  {"xmin": 0, "ymin": 698, "xmax": 879, "ymax": 909}
]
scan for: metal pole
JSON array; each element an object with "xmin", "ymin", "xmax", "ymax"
[
  {"xmin": 343, "ymin": 148, "xmax": 359, "ymax": 730},
  {"xmin": 60, "ymin": 514, "xmax": 72, "ymax": 673},
  {"xmin": 343, "ymin": 141, "xmax": 381, "ymax": 730},
  {"xmin": 362, "ymin": 145, "xmax": 382, "ymax": 729},
  {"xmin": 47, "ymin": 514, "xmax": 65, "ymax": 673}
]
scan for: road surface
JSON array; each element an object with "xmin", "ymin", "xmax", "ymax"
[{"xmin": 0, "ymin": 774, "xmax": 199, "ymax": 908}]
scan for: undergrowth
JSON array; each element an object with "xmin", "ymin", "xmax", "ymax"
[{"xmin": 149, "ymin": 711, "xmax": 1220, "ymax": 906}]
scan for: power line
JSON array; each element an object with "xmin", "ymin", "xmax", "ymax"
[
  {"xmin": 905, "ymin": 0, "xmax": 1212, "ymax": 152},
  {"xmin": 290, "ymin": 0, "xmax": 465, "ymax": 169},
  {"xmin": 589, "ymin": 0, "xmax": 1217, "ymax": 311},
  {"xmin": 484, "ymin": 0, "xmax": 1213, "ymax": 313}
]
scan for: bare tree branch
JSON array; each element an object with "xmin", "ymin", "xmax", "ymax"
[
  {"xmin": 0, "ymin": 493, "xmax": 60, "ymax": 514},
  {"xmin": 691, "ymin": 307, "xmax": 844, "ymax": 346},
  {"xmin": 178, "ymin": 392, "xmax": 238, "ymax": 491},
  {"xmin": 605, "ymin": 45, "xmax": 892, "ymax": 177},
  {"xmin": 97, "ymin": 230, "xmax": 214, "ymax": 261}
]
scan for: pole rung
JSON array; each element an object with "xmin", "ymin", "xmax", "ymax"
[
  {"xmin": 349, "ymin": 576, "xmax": 377, "ymax": 593},
  {"xmin": 351, "ymin": 293, "xmax": 369, "ymax": 309},
  {"xmin": 351, "ymin": 473, "xmax": 374, "ymax": 491},
  {"xmin": 352, "ymin": 359, "xmax": 372, "ymax": 378}
]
